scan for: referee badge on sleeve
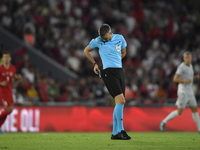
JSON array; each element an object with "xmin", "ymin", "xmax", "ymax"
[{"xmin": 116, "ymin": 45, "xmax": 121, "ymax": 52}]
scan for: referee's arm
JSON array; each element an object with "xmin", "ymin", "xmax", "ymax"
[
  {"xmin": 84, "ymin": 45, "xmax": 100, "ymax": 74},
  {"xmin": 121, "ymin": 48, "xmax": 126, "ymax": 59},
  {"xmin": 84, "ymin": 46, "xmax": 96, "ymax": 64}
]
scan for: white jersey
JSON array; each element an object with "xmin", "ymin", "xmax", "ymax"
[{"xmin": 175, "ymin": 62, "xmax": 194, "ymax": 94}]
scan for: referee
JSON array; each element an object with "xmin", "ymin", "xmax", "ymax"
[{"xmin": 84, "ymin": 24, "xmax": 131, "ymax": 140}]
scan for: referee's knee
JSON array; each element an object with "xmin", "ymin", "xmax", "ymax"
[
  {"xmin": 118, "ymin": 97, "xmax": 126, "ymax": 105},
  {"xmin": 121, "ymin": 98, "xmax": 126, "ymax": 104},
  {"xmin": 115, "ymin": 94, "xmax": 126, "ymax": 104}
]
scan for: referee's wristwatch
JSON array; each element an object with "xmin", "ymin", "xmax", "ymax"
[{"xmin": 93, "ymin": 62, "xmax": 97, "ymax": 66}]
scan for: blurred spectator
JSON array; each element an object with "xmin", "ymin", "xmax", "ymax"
[
  {"xmin": 20, "ymin": 76, "xmax": 31, "ymax": 91},
  {"xmin": 93, "ymin": 78, "xmax": 105, "ymax": 99},
  {"xmin": 13, "ymin": 89, "xmax": 24, "ymax": 106},
  {"xmin": 125, "ymin": 79, "xmax": 135, "ymax": 101},
  {"xmin": 26, "ymin": 84, "xmax": 39, "ymax": 105},
  {"xmin": 15, "ymin": 53, "xmax": 30, "ymax": 72},
  {"xmin": 57, "ymin": 84, "xmax": 71, "ymax": 102},
  {"xmin": 38, "ymin": 77, "xmax": 50, "ymax": 103},
  {"xmin": 167, "ymin": 82, "xmax": 177, "ymax": 99},
  {"xmin": 139, "ymin": 80, "xmax": 149, "ymax": 98},
  {"xmin": 66, "ymin": 51, "xmax": 81, "ymax": 73},
  {"xmin": 1, "ymin": 12, "xmax": 12, "ymax": 29},
  {"xmin": 48, "ymin": 80, "xmax": 61, "ymax": 101},
  {"xmin": 24, "ymin": 28, "xmax": 35, "ymax": 46},
  {"xmin": 21, "ymin": 64, "xmax": 35, "ymax": 83},
  {"xmin": 155, "ymin": 83, "xmax": 166, "ymax": 104},
  {"xmin": 147, "ymin": 79, "xmax": 158, "ymax": 99}
]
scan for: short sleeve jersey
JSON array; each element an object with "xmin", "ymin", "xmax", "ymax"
[
  {"xmin": 175, "ymin": 62, "xmax": 194, "ymax": 94},
  {"xmin": 0, "ymin": 64, "xmax": 16, "ymax": 99},
  {"xmin": 89, "ymin": 34, "xmax": 127, "ymax": 69}
]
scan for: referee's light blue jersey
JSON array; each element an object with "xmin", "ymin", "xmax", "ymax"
[{"xmin": 89, "ymin": 34, "xmax": 127, "ymax": 70}]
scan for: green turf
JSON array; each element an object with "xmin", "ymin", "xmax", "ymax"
[{"xmin": 0, "ymin": 132, "xmax": 199, "ymax": 150}]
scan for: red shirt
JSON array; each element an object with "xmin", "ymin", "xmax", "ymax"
[{"xmin": 0, "ymin": 64, "xmax": 16, "ymax": 99}]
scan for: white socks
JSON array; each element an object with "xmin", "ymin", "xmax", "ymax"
[
  {"xmin": 163, "ymin": 110, "xmax": 179, "ymax": 123},
  {"xmin": 163, "ymin": 111, "xmax": 200, "ymax": 131},
  {"xmin": 192, "ymin": 112, "xmax": 200, "ymax": 131}
]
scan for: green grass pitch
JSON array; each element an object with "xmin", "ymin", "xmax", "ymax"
[{"xmin": 0, "ymin": 132, "xmax": 199, "ymax": 150}]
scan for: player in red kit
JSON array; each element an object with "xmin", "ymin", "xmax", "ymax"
[{"xmin": 0, "ymin": 50, "xmax": 22, "ymax": 134}]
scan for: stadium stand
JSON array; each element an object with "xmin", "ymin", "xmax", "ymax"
[{"xmin": 0, "ymin": 0, "xmax": 200, "ymax": 106}]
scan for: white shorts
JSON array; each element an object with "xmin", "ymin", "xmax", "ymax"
[{"xmin": 176, "ymin": 92, "xmax": 197, "ymax": 109}]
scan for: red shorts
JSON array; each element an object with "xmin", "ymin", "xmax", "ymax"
[{"xmin": 0, "ymin": 97, "xmax": 14, "ymax": 107}]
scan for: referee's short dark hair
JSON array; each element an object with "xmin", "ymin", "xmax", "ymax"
[{"xmin": 98, "ymin": 24, "xmax": 111, "ymax": 39}]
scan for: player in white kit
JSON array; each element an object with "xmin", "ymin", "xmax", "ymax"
[{"xmin": 160, "ymin": 51, "xmax": 200, "ymax": 133}]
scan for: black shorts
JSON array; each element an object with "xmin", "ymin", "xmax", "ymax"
[{"xmin": 101, "ymin": 68, "xmax": 125, "ymax": 98}]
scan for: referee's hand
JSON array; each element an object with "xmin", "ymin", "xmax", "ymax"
[{"xmin": 94, "ymin": 64, "xmax": 100, "ymax": 75}]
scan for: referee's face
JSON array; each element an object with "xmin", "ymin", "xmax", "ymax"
[{"xmin": 102, "ymin": 32, "xmax": 112, "ymax": 42}]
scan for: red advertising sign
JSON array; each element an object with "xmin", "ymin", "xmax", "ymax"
[{"xmin": 1, "ymin": 106, "xmax": 199, "ymax": 132}]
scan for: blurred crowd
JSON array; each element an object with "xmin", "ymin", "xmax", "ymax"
[{"xmin": 1, "ymin": 0, "xmax": 200, "ymax": 106}]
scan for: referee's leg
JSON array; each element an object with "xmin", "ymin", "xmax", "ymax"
[
  {"xmin": 115, "ymin": 94, "xmax": 125, "ymax": 104},
  {"xmin": 114, "ymin": 94, "xmax": 131, "ymax": 140}
]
